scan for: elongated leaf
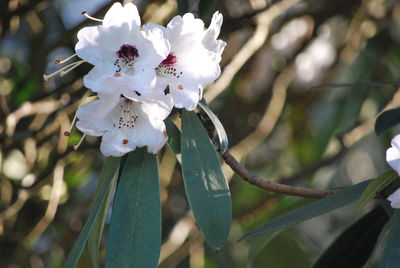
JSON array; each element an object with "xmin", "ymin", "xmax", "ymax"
[
  {"xmin": 239, "ymin": 180, "xmax": 371, "ymax": 241},
  {"xmin": 87, "ymin": 174, "xmax": 117, "ymax": 268},
  {"xmin": 381, "ymin": 210, "xmax": 400, "ymax": 268},
  {"xmin": 198, "ymin": 102, "xmax": 229, "ymax": 154},
  {"xmin": 375, "ymin": 107, "xmax": 400, "ymax": 136},
  {"xmin": 64, "ymin": 157, "xmax": 120, "ymax": 268},
  {"xmin": 314, "ymin": 206, "xmax": 388, "ymax": 268},
  {"xmin": 105, "ymin": 148, "xmax": 161, "ymax": 268},
  {"xmin": 181, "ymin": 110, "xmax": 232, "ymax": 249},
  {"xmin": 356, "ymin": 170, "xmax": 397, "ymax": 213},
  {"xmin": 165, "ymin": 119, "xmax": 181, "ymax": 163}
]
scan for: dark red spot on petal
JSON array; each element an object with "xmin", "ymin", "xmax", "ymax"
[
  {"xmin": 160, "ymin": 53, "xmax": 177, "ymax": 67},
  {"xmin": 116, "ymin": 44, "xmax": 139, "ymax": 61}
]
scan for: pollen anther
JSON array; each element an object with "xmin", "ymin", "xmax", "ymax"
[
  {"xmin": 177, "ymin": 85, "xmax": 184, "ymax": 90},
  {"xmin": 122, "ymin": 139, "xmax": 129, "ymax": 144}
]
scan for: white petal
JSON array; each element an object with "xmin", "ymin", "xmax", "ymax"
[
  {"xmin": 140, "ymin": 91, "xmax": 173, "ymax": 121},
  {"xmin": 83, "ymin": 65, "xmax": 115, "ymax": 94},
  {"xmin": 205, "ymin": 12, "xmax": 223, "ymax": 41},
  {"xmin": 100, "ymin": 129, "xmax": 137, "ymax": 157},
  {"xmin": 85, "ymin": 67, "xmax": 157, "ymax": 98},
  {"xmin": 134, "ymin": 114, "xmax": 168, "ymax": 154},
  {"xmin": 388, "ymin": 188, "xmax": 400, "ymax": 209},
  {"xmin": 102, "ymin": 2, "xmax": 140, "ymax": 30},
  {"xmin": 387, "ymin": 135, "xmax": 400, "ymax": 176},
  {"xmin": 122, "ymin": 79, "xmax": 167, "ymax": 102},
  {"xmin": 391, "ymin": 135, "xmax": 400, "ymax": 151},
  {"xmin": 76, "ymin": 24, "xmax": 133, "ymax": 65},
  {"xmin": 169, "ymin": 83, "xmax": 201, "ymax": 110},
  {"xmin": 160, "ymin": 35, "xmax": 221, "ymax": 86},
  {"xmin": 182, "ymin": 13, "xmax": 205, "ymax": 32},
  {"xmin": 135, "ymin": 27, "xmax": 170, "ymax": 68},
  {"xmin": 76, "ymin": 95, "xmax": 120, "ymax": 136}
]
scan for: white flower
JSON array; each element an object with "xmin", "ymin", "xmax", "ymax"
[
  {"xmin": 75, "ymin": 2, "xmax": 170, "ymax": 99},
  {"xmin": 145, "ymin": 12, "xmax": 226, "ymax": 110},
  {"xmin": 75, "ymin": 88, "xmax": 173, "ymax": 157},
  {"xmin": 386, "ymin": 135, "xmax": 400, "ymax": 175},
  {"xmin": 388, "ymin": 188, "xmax": 400, "ymax": 209}
]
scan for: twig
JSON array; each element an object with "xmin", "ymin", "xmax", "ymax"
[
  {"xmin": 222, "ymin": 150, "xmax": 335, "ymax": 199},
  {"xmin": 23, "ymin": 160, "xmax": 65, "ymax": 248}
]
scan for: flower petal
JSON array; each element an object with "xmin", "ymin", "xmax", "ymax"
[
  {"xmin": 387, "ymin": 135, "xmax": 400, "ymax": 175},
  {"xmin": 139, "ymin": 91, "xmax": 173, "ymax": 121},
  {"xmin": 169, "ymin": 83, "xmax": 201, "ymax": 110},
  {"xmin": 100, "ymin": 129, "xmax": 138, "ymax": 157},
  {"xmin": 135, "ymin": 27, "xmax": 170, "ymax": 68},
  {"xmin": 76, "ymin": 95, "xmax": 120, "ymax": 136},
  {"xmin": 134, "ymin": 114, "xmax": 168, "ymax": 154},
  {"xmin": 84, "ymin": 66, "xmax": 157, "ymax": 98},
  {"xmin": 102, "ymin": 2, "xmax": 140, "ymax": 31},
  {"xmin": 388, "ymin": 187, "xmax": 400, "ymax": 209},
  {"xmin": 76, "ymin": 24, "xmax": 133, "ymax": 65}
]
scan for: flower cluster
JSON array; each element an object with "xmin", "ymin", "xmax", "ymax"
[{"xmin": 47, "ymin": 3, "xmax": 225, "ymax": 156}]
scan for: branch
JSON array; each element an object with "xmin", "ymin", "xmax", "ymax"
[{"xmin": 221, "ymin": 150, "xmax": 335, "ymax": 199}]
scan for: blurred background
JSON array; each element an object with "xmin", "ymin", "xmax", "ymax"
[{"xmin": 1, "ymin": 0, "xmax": 400, "ymax": 267}]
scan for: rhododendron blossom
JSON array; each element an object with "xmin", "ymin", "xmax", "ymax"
[
  {"xmin": 146, "ymin": 12, "xmax": 226, "ymax": 110},
  {"xmin": 76, "ymin": 89, "xmax": 173, "ymax": 157},
  {"xmin": 44, "ymin": 2, "xmax": 227, "ymax": 156},
  {"xmin": 75, "ymin": 2, "xmax": 170, "ymax": 98}
]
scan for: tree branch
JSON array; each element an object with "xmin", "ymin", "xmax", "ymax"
[{"xmin": 221, "ymin": 150, "xmax": 335, "ymax": 199}]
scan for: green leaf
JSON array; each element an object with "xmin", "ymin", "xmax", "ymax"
[
  {"xmin": 198, "ymin": 102, "xmax": 229, "ymax": 154},
  {"xmin": 238, "ymin": 180, "xmax": 371, "ymax": 241},
  {"xmin": 105, "ymin": 148, "xmax": 161, "ymax": 268},
  {"xmin": 64, "ymin": 157, "xmax": 120, "ymax": 268},
  {"xmin": 375, "ymin": 107, "xmax": 400, "ymax": 136},
  {"xmin": 356, "ymin": 170, "xmax": 397, "ymax": 213},
  {"xmin": 381, "ymin": 210, "xmax": 400, "ymax": 268},
  {"xmin": 313, "ymin": 206, "xmax": 389, "ymax": 268},
  {"xmin": 87, "ymin": 174, "xmax": 117, "ymax": 268},
  {"xmin": 165, "ymin": 119, "xmax": 181, "ymax": 163},
  {"xmin": 181, "ymin": 110, "xmax": 232, "ymax": 249},
  {"xmin": 247, "ymin": 232, "xmax": 281, "ymax": 263}
]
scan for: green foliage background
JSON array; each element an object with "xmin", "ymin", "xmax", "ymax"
[{"xmin": 1, "ymin": 0, "xmax": 400, "ymax": 267}]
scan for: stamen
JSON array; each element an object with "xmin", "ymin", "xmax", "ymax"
[
  {"xmin": 44, "ymin": 60, "xmax": 85, "ymax": 80},
  {"xmin": 114, "ymin": 73, "xmax": 121, "ymax": 77},
  {"xmin": 59, "ymin": 60, "xmax": 85, "ymax": 77},
  {"xmin": 122, "ymin": 139, "xmax": 129, "ymax": 144},
  {"xmin": 74, "ymin": 134, "xmax": 87, "ymax": 150},
  {"xmin": 177, "ymin": 85, "xmax": 184, "ymax": 90},
  {"xmin": 64, "ymin": 113, "xmax": 78, "ymax": 136},
  {"xmin": 81, "ymin": 11, "xmax": 103, "ymax": 22},
  {"xmin": 64, "ymin": 92, "xmax": 89, "ymax": 137},
  {"xmin": 55, "ymin": 54, "xmax": 77, "ymax": 65}
]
